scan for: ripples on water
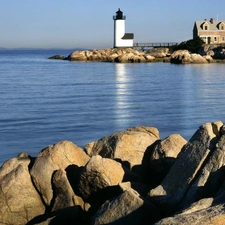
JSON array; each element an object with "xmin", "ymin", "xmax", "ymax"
[{"xmin": 0, "ymin": 49, "xmax": 225, "ymax": 165}]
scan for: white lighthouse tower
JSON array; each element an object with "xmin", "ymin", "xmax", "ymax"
[{"xmin": 113, "ymin": 8, "xmax": 134, "ymax": 48}]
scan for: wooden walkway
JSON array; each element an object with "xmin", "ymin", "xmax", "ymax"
[{"xmin": 133, "ymin": 42, "xmax": 178, "ymax": 48}]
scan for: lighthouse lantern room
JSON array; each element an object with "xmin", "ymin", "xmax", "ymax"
[{"xmin": 113, "ymin": 9, "xmax": 134, "ymax": 48}]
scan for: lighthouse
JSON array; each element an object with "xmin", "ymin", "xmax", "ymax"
[{"xmin": 113, "ymin": 8, "xmax": 134, "ymax": 48}]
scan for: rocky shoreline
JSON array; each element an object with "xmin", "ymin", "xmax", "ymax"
[
  {"xmin": 1, "ymin": 121, "xmax": 225, "ymax": 224},
  {"xmin": 49, "ymin": 45, "xmax": 225, "ymax": 64}
]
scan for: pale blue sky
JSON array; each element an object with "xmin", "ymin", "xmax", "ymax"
[{"xmin": 1, "ymin": 0, "xmax": 224, "ymax": 49}]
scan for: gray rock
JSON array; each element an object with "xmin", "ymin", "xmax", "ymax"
[
  {"xmin": 48, "ymin": 55, "xmax": 65, "ymax": 60},
  {"xmin": 147, "ymin": 121, "xmax": 222, "ymax": 215},
  {"xmin": 178, "ymin": 128, "xmax": 225, "ymax": 210}
]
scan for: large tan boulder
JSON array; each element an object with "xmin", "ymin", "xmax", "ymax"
[
  {"xmin": 151, "ymin": 134, "xmax": 187, "ymax": 159},
  {"xmin": 84, "ymin": 126, "xmax": 160, "ymax": 172},
  {"xmin": 0, "ymin": 164, "xmax": 45, "ymax": 224},
  {"xmin": 115, "ymin": 52, "xmax": 147, "ymax": 63},
  {"xmin": 144, "ymin": 54, "xmax": 156, "ymax": 62},
  {"xmin": 77, "ymin": 155, "xmax": 124, "ymax": 200},
  {"xmin": 147, "ymin": 122, "xmax": 223, "ymax": 214},
  {"xmin": 30, "ymin": 140, "xmax": 90, "ymax": 206},
  {"xmin": 107, "ymin": 52, "xmax": 119, "ymax": 62},
  {"xmin": 68, "ymin": 50, "xmax": 88, "ymax": 61},
  {"xmin": 145, "ymin": 134, "xmax": 187, "ymax": 186},
  {"xmin": 0, "ymin": 152, "xmax": 31, "ymax": 178},
  {"xmin": 91, "ymin": 188, "xmax": 160, "ymax": 225},
  {"xmin": 147, "ymin": 48, "xmax": 169, "ymax": 58},
  {"xmin": 170, "ymin": 50, "xmax": 209, "ymax": 64}
]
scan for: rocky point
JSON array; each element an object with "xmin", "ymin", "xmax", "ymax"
[{"xmin": 1, "ymin": 121, "xmax": 225, "ymax": 224}]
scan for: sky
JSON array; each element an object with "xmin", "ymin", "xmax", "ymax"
[{"xmin": 1, "ymin": 0, "xmax": 225, "ymax": 49}]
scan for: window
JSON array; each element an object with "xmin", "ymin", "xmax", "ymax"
[
  {"xmin": 222, "ymin": 37, "xmax": 225, "ymax": 41},
  {"xmin": 205, "ymin": 26, "xmax": 208, "ymax": 30},
  {"xmin": 222, "ymin": 26, "xmax": 224, "ymax": 30},
  {"xmin": 214, "ymin": 37, "xmax": 217, "ymax": 41}
]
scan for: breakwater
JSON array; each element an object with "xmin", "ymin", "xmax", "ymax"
[
  {"xmin": 49, "ymin": 45, "xmax": 225, "ymax": 64},
  {"xmin": 1, "ymin": 121, "xmax": 225, "ymax": 224}
]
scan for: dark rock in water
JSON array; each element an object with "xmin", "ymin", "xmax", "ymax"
[{"xmin": 48, "ymin": 55, "xmax": 65, "ymax": 60}]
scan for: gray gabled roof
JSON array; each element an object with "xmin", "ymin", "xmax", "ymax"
[
  {"xmin": 122, "ymin": 33, "xmax": 134, "ymax": 40},
  {"xmin": 194, "ymin": 20, "xmax": 225, "ymax": 31}
]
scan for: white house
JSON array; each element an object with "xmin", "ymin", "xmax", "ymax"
[{"xmin": 113, "ymin": 9, "xmax": 134, "ymax": 48}]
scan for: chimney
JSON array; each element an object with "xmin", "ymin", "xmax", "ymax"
[{"xmin": 210, "ymin": 18, "xmax": 214, "ymax": 24}]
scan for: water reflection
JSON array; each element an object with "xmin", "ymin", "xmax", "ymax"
[{"xmin": 114, "ymin": 63, "xmax": 131, "ymax": 129}]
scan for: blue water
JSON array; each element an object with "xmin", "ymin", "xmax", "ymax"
[{"xmin": 0, "ymin": 49, "xmax": 225, "ymax": 165}]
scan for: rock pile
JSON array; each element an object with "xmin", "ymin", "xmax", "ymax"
[
  {"xmin": 1, "ymin": 121, "xmax": 225, "ymax": 224},
  {"xmin": 198, "ymin": 44, "xmax": 225, "ymax": 60},
  {"xmin": 66, "ymin": 48, "xmax": 155, "ymax": 63},
  {"xmin": 170, "ymin": 49, "xmax": 213, "ymax": 64},
  {"xmin": 49, "ymin": 46, "xmax": 225, "ymax": 64}
]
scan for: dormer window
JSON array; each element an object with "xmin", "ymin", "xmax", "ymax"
[
  {"xmin": 205, "ymin": 26, "xmax": 208, "ymax": 30},
  {"xmin": 218, "ymin": 22, "xmax": 225, "ymax": 30}
]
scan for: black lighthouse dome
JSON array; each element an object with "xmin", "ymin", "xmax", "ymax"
[{"xmin": 113, "ymin": 8, "xmax": 126, "ymax": 20}]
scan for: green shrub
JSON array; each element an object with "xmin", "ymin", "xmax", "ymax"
[{"xmin": 170, "ymin": 37, "xmax": 205, "ymax": 53}]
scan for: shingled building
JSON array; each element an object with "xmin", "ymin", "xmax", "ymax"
[{"xmin": 193, "ymin": 18, "xmax": 225, "ymax": 44}]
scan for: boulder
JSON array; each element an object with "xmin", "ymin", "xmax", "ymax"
[
  {"xmin": 77, "ymin": 155, "xmax": 125, "ymax": 201},
  {"xmin": 144, "ymin": 54, "xmax": 156, "ymax": 62},
  {"xmin": 170, "ymin": 50, "xmax": 209, "ymax": 64},
  {"xmin": 48, "ymin": 55, "xmax": 65, "ymax": 60},
  {"xmin": 147, "ymin": 121, "xmax": 223, "ymax": 215},
  {"xmin": 0, "ymin": 152, "xmax": 31, "ymax": 178},
  {"xmin": 90, "ymin": 188, "xmax": 161, "ymax": 225},
  {"xmin": 2, "ymin": 121, "xmax": 225, "ymax": 224},
  {"xmin": 198, "ymin": 44, "xmax": 225, "ymax": 59},
  {"xmin": 154, "ymin": 203, "xmax": 225, "ymax": 225},
  {"xmin": 147, "ymin": 48, "xmax": 169, "ymax": 58},
  {"xmin": 204, "ymin": 55, "xmax": 214, "ymax": 62},
  {"xmin": 30, "ymin": 140, "xmax": 90, "ymax": 206},
  {"xmin": 0, "ymin": 164, "xmax": 45, "ymax": 224},
  {"xmin": 51, "ymin": 168, "xmax": 82, "ymax": 212},
  {"xmin": 178, "ymin": 126, "xmax": 225, "ymax": 211},
  {"xmin": 177, "ymin": 198, "xmax": 214, "ymax": 215},
  {"xmin": 49, "ymin": 47, "xmax": 158, "ymax": 63},
  {"xmin": 84, "ymin": 126, "xmax": 160, "ymax": 174},
  {"xmin": 143, "ymin": 134, "xmax": 187, "ymax": 186},
  {"xmin": 68, "ymin": 50, "xmax": 88, "ymax": 61}
]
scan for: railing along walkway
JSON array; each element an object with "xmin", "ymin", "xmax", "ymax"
[{"xmin": 133, "ymin": 42, "xmax": 178, "ymax": 48}]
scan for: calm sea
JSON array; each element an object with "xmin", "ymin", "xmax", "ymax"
[{"xmin": 0, "ymin": 49, "xmax": 225, "ymax": 165}]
